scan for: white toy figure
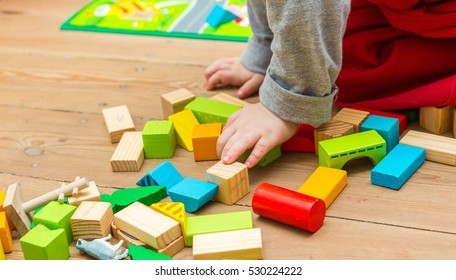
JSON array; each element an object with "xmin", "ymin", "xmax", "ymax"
[{"xmin": 76, "ymin": 234, "xmax": 129, "ymax": 260}]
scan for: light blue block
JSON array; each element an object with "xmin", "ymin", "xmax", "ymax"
[
  {"xmin": 371, "ymin": 144, "xmax": 425, "ymax": 190},
  {"xmin": 360, "ymin": 115, "xmax": 399, "ymax": 153},
  {"xmin": 136, "ymin": 161, "xmax": 184, "ymax": 194},
  {"xmin": 168, "ymin": 178, "xmax": 218, "ymax": 213},
  {"xmin": 206, "ymin": 4, "xmax": 238, "ymax": 28}
]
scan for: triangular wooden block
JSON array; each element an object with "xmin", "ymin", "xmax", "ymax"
[{"xmin": 151, "ymin": 202, "xmax": 187, "ymax": 244}]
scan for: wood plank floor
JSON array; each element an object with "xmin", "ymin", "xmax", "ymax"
[{"xmin": 1, "ymin": 0, "xmax": 456, "ymax": 260}]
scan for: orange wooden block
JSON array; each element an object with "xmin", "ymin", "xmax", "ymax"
[
  {"xmin": 0, "ymin": 211, "xmax": 13, "ymax": 253},
  {"xmin": 192, "ymin": 123, "xmax": 222, "ymax": 161}
]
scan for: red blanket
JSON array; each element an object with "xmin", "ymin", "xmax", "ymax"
[{"xmin": 335, "ymin": 0, "xmax": 456, "ymax": 110}]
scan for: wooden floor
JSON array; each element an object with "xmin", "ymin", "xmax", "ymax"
[{"xmin": 1, "ymin": 0, "xmax": 456, "ymax": 260}]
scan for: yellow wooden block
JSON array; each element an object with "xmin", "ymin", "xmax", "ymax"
[
  {"xmin": 0, "ymin": 190, "xmax": 14, "ymax": 230},
  {"xmin": 151, "ymin": 202, "xmax": 187, "ymax": 236},
  {"xmin": 102, "ymin": 105, "xmax": 136, "ymax": 143},
  {"xmin": 297, "ymin": 166, "xmax": 348, "ymax": 208},
  {"xmin": 193, "ymin": 228, "xmax": 263, "ymax": 260},
  {"xmin": 0, "ymin": 211, "xmax": 13, "ymax": 253},
  {"xmin": 332, "ymin": 107, "xmax": 370, "ymax": 133},
  {"xmin": 0, "ymin": 235, "xmax": 4, "ymax": 260},
  {"xmin": 67, "ymin": 181, "xmax": 101, "ymax": 206},
  {"xmin": 161, "ymin": 88, "xmax": 196, "ymax": 119},
  {"xmin": 110, "ymin": 131, "xmax": 145, "ymax": 172},
  {"xmin": 209, "ymin": 92, "xmax": 250, "ymax": 107},
  {"xmin": 206, "ymin": 161, "xmax": 250, "ymax": 205},
  {"xmin": 192, "ymin": 123, "xmax": 222, "ymax": 161},
  {"xmin": 420, "ymin": 106, "xmax": 454, "ymax": 135},
  {"xmin": 168, "ymin": 109, "xmax": 199, "ymax": 151},
  {"xmin": 70, "ymin": 201, "xmax": 113, "ymax": 240},
  {"xmin": 314, "ymin": 119, "xmax": 354, "ymax": 155},
  {"xmin": 114, "ymin": 202, "xmax": 182, "ymax": 250}
]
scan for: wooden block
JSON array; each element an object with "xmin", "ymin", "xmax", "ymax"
[
  {"xmin": 102, "ymin": 105, "xmax": 135, "ymax": 143},
  {"xmin": 314, "ymin": 119, "xmax": 354, "ymax": 155},
  {"xmin": 184, "ymin": 97, "xmax": 242, "ymax": 126},
  {"xmin": 420, "ymin": 106, "xmax": 454, "ymax": 135},
  {"xmin": 399, "ymin": 130, "xmax": 456, "ymax": 166},
  {"xmin": 20, "ymin": 224, "xmax": 69, "ymax": 260},
  {"xmin": 281, "ymin": 123, "xmax": 315, "ymax": 153},
  {"xmin": 371, "ymin": 144, "xmax": 425, "ymax": 190},
  {"xmin": 0, "ymin": 235, "xmax": 4, "ymax": 260},
  {"xmin": 0, "ymin": 212, "xmax": 12, "ymax": 253},
  {"xmin": 348, "ymin": 105, "xmax": 408, "ymax": 135},
  {"xmin": 206, "ymin": 161, "xmax": 250, "ymax": 205},
  {"xmin": 193, "ymin": 228, "xmax": 263, "ymax": 260},
  {"xmin": 70, "ymin": 201, "xmax": 113, "ymax": 240},
  {"xmin": 110, "ymin": 131, "xmax": 144, "ymax": 172},
  {"xmin": 360, "ymin": 115, "xmax": 399, "ymax": 153},
  {"xmin": 168, "ymin": 109, "xmax": 199, "ymax": 151},
  {"xmin": 113, "ymin": 202, "xmax": 182, "ymax": 250},
  {"xmin": 209, "ymin": 92, "xmax": 250, "ymax": 107},
  {"xmin": 252, "ymin": 183, "xmax": 326, "ymax": 232},
  {"xmin": 318, "ymin": 130, "xmax": 387, "ymax": 169},
  {"xmin": 161, "ymin": 88, "xmax": 196, "ymax": 119},
  {"xmin": 192, "ymin": 123, "xmax": 222, "ymax": 161},
  {"xmin": 168, "ymin": 178, "xmax": 218, "ymax": 213},
  {"xmin": 298, "ymin": 166, "xmax": 348, "ymax": 208},
  {"xmin": 101, "ymin": 185, "xmax": 167, "ymax": 213},
  {"xmin": 128, "ymin": 244, "xmax": 173, "ymax": 260},
  {"xmin": 111, "ymin": 220, "xmax": 147, "ymax": 247},
  {"xmin": 142, "ymin": 120, "xmax": 176, "ymax": 159},
  {"xmin": 0, "ymin": 189, "xmax": 14, "ymax": 231},
  {"xmin": 158, "ymin": 235, "xmax": 185, "ymax": 257},
  {"xmin": 67, "ymin": 181, "xmax": 101, "ymax": 206},
  {"xmin": 32, "ymin": 201, "xmax": 77, "ymax": 244},
  {"xmin": 150, "ymin": 202, "xmax": 187, "ymax": 242},
  {"xmin": 185, "ymin": 210, "xmax": 253, "ymax": 246},
  {"xmin": 239, "ymin": 145, "xmax": 282, "ymax": 167},
  {"xmin": 332, "ymin": 107, "xmax": 370, "ymax": 133},
  {"xmin": 136, "ymin": 161, "xmax": 184, "ymax": 193}
]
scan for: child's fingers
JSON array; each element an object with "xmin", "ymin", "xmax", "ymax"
[
  {"xmin": 204, "ymin": 58, "xmax": 235, "ymax": 79},
  {"xmin": 221, "ymin": 131, "xmax": 260, "ymax": 166},
  {"xmin": 238, "ymin": 74, "xmax": 264, "ymax": 98},
  {"xmin": 245, "ymin": 137, "xmax": 274, "ymax": 168}
]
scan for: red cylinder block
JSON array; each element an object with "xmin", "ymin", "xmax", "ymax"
[{"xmin": 252, "ymin": 183, "xmax": 326, "ymax": 232}]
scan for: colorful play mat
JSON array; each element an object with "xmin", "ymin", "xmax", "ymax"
[{"xmin": 61, "ymin": 0, "xmax": 252, "ymax": 42}]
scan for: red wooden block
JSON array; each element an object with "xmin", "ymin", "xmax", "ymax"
[
  {"xmin": 281, "ymin": 124, "xmax": 315, "ymax": 153},
  {"xmin": 347, "ymin": 106, "xmax": 408, "ymax": 135},
  {"xmin": 252, "ymin": 183, "xmax": 326, "ymax": 232}
]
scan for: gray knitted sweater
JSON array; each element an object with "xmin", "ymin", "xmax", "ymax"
[{"xmin": 241, "ymin": 0, "xmax": 350, "ymax": 127}]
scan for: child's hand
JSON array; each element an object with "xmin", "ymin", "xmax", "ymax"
[
  {"xmin": 205, "ymin": 57, "xmax": 265, "ymax": 99},
  {"xmin": 217, "ymin": 103, "xmax": 298, "ymax": 168}
]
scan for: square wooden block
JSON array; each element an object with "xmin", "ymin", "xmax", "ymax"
[
  {"xmin": 192, "ymin": 123, "xmax": 222, "ymax": 161},
  {"xmin": 102, "ymin": 105, "xmax": 135, "ymax": 143},
  {"xmin": 20, "ymin": 224, "xmax": 69, "ymax": 260},
  {"xmin": 161, "ymin": 88, "xmax": 195, "ymax": 119},
  {"xmin": 70, "ymin": 201, "xmax": 113, "ymax": 240},
  {"xmin": 420, "ymin": 106, "xmax": 454, "ymax": 135},
  {"xmin": 142, "ymin": 120, "xmax": 176, "ymax": 159}
]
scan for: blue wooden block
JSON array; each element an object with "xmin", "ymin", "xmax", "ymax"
[
  {"xmin": 360, "ymin": 115, "xmax": 399, "ymax": 153},
  {"xmin": 371, "ymin": 144, "xmax": 425, "ymax": 190},
  {"xmin": 206, "ymin": 4, "xmax": 238, "ymax": 28},
  {"xmin": 137, "ymin": 161, "xmax": 184, "ymax": 193},
  {"xmin": 168, "ymin": 178, "xmax": 218, "ymax": 213}
]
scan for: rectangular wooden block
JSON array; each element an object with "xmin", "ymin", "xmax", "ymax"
[
  {"xmin": 184, "ymin": 97, "xmax": 242, "ymax": 126},
  {"xmin": 161, "ymin": 88, "xmax": 196, "ymax": 119},
  {"xmin": 70, "ymin": 201, "xmax": 113, "ymax": 240},
  {"xmin": 360, "ymin": 115, "xmax": 399, "ymax": 153},
  {"xmin": 193, "ymin": 228, "xmax": 263, "ymax": 260},
  {"xmin": 0, "ymin": 211, "xmax": 13, "ymax": 253},
  {"xmin": 399, "ymin": 130, "xmax": 456, "ymax": 166},
  {"xmin": 168, "ymin": 109, "xmax": 199, "ymax": 152},
  {"xmin": 298, "ymin": 166, "xmax": 347, "ymax": 208},
  {"xmin": 113, "ymin": 202, "xmax": 182, "ymax": 250},
  {"xmin": 192, "ymin": 123, "xmax": 222, "ymax": 161},
  {"xmin": 420, "ymin": 106, "xmax": 454, "ymax": 135},
  {"xmin": 111, "ymin": 131, "xmax": 145, "ymax": 172},
  {"xmin": 102, "ymin": 105, "xmax": 135, "ymax": 143},
  {"xmin": 209, "ymin": 92, "xmax": 250, "ymax": 107},
  {"xmin": 142, "ymin": 120, "xmax": 176, "ymax": 159},
  {"xmin": 332, "ymin": 107, "xmax": 370, "ymax": 133},
  {"xmin": 168, "ymin": 178, "xmax": 218, "ymax": 213}
]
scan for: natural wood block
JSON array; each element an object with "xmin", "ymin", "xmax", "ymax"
[
  {"xmin": 32, "ymin": 201, "xmax": 77, "ymax": 244},
  {"xmin": 102, "ymin": 105, "xmax": 136, "ymax": 143},
  {"xmin": 185, "ymin": 97, "xmax": 242, "ymax": 126},
  {"xmin": 168, "ymin": 178, "xmax": 218, "ymax": 213},
  {"xmin": 161, "ymin": 88, "xmax": 196, "ymax": 119},
  {"xmin": 113, "ymin": 202, "xmax": 182, "ymax": 250},
  {"xmin": 298, "ymin": 166, "xmax": 347, "ymax": 208},
  {"xmin": 136, "ymin": 161, "xmax": 184, "ymax": 192},
  {"xmin": 158, "ymin": 235, "xmax": 185, "ymax": 257},
  {"xmin": 206, "ymin": 161, "xmax": 250, "ymax": 205},
  {"xmin": 209, "ymin": 92, "xmax": 250, "ymax": 107},
  {"xmin": 399, "ymin": 130, "xmax": 456, "ymax": 166},
  {"xmin": 332, "ymin": 107, "xmax": 370, "ymax": 133},
  {"xmin": 420, "ymin": 106, "xmax": 454, "ymax": 135},
  {"xmin": 193, "ymin": 228, "xmax": 263, "ymax": 260},
  {"xmin": 110, "ymin": 131, "xmax": 144, "ymax": 172},
  {"xmin": 192, "ymin": 123, "xmax": 222, "ymax": 161},
  {"xmin": 0, "ymin": 211, "xmax": 12, "ymax": 253},
  {"xmin": 20, "ymin": 224, "xmax": 69, "ymax": 260},
  {"xmin": 70, "ymin": 201, "xmax": 113, "ymax": 240},
  {"xmin": 151, "ymin": 202, "xmax": 187, "ymax": 242},
  {"xmin": 360, "ymin": 115, "xmax": 399, "ymax": 153},
  {"xmin": 101, "ymin": 185, "xmax": 167, "ymax": 213},
  {"xmin": 348, "ymin": 105, "xmax": 408, "ymax": 135},
  {"xmin": 67, "ymin": 181, "xmax": 101, "ymax": 206},
  {"xmin": 111, "ymin": 220, "xmax": 147, "ymax": 247},
  {"xmin": 314, "ymin": 119, "xmax": 354, "ymax": 155},
  {"xmin": 185, "ymin": 210, "xmax": 253, "ymax": 246},
  {"xmin": 142, "ymin": 120, "xmax": 176, "ymax": 159},
  {"xmin": 168, "ymin": 109, "xmax": 199, "ymax": 152}
]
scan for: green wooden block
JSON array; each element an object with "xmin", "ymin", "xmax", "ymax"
[
  {"xmin": 32, "ymin": 201, "xmax": 77, "ymax": 244},
  {"xmin": 142, "ymin": 120, "xmax": 176, "ymax": 159},
  {"xmin": 318, "ymin": 130, "xmax": 387, "ymax": 169},
  {"xmin": 20, "ymin": 224, "xmax": 69, "ymax": 260},
  {"xmin": 185, "ymin": 210, "xmax": 253, "ymax": 246},
  {"xmin": 239, "ymin": 145, "xmax": 282, "ymax": 167},
  {"xmin": 128, "ymin": 244, "xmax": 173, "ymax": 260},
  {"xmin": 184, "ymin": 97, "xmax": 242, "ymax": 126},
  {"xmin": 101, "ymin": 185, "xmax": 167, "ymax": 213}
]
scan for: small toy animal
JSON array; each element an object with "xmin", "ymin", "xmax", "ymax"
[{"xmin": 76, "ymin": 234, "xmax": 129, "ymax": 260}]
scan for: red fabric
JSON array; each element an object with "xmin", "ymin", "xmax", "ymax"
[{"xmin": 335, "ymin": 0, "xmax": 456, "ymax": 110}]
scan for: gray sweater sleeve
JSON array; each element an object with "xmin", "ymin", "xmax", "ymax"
[{"xmin": 241, "ymin": 0, "xmax": 350, "ymax": 127}]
